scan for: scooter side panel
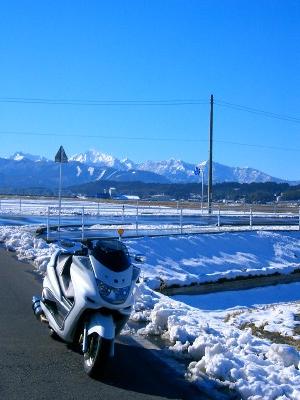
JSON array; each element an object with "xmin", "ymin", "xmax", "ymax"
[
  {"xmin": 57, "ymin": 260, "xmax": 103, "ymax": 342},
  {"xmin": 45, "ymin": 263, "xmax": 62, "ymax": 301}
]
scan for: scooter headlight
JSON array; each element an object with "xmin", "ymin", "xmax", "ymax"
[{"xmin": 96, "ymin": 279, "xmax": 131, "ymax": 304}]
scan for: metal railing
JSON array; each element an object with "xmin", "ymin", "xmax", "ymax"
[
  {"xmin": 0, "ymin": 198, "xmax": 299, "ymax": 242},
  {"xmin": 43, "ymin": 204, "xmax": 300, "ymax": 242}
]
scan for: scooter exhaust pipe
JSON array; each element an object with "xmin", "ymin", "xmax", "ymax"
[{"xmin": 32, "ymin": 296, "xmax": 43, "ymax": 319}]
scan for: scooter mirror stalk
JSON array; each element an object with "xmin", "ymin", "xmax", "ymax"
[{"xmin": 85, "ymin": 239, "xmax": 94, "ymax": 250}]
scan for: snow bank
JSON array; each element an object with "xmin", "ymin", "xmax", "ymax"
[
  {"xmin": 133, "ymin": 285, "xmax": 300, "ymax": 399},
  {"xmin": 0, "ymin": 226, "xmax": 58, "ymax": 272},
  {"xmin": 126, "ymin": 231, "xmax": 300, "ymax": 289}
]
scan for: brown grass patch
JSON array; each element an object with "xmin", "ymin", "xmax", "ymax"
[{"xmin": 239, "ymin": 322, "xmax": 300, "ymax": 350}]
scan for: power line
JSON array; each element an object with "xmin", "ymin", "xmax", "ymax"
[
  {"xmin": 216, "ymin": 139, "xmax": 300, "ymax": 152},
  {"xmin": 215, "ymin": 99, "xmax": 300, "ymax": 123},
  {"xmin": 1, "ymin": 130, "xmax": 299, "ymax": 152},
  {"xmin": 0, "ymin": 97, "xmax": 208, "ymax": 106},
  {"xmin": 0, "ymin": 95, "xmax": 299, "ymax": 124}
]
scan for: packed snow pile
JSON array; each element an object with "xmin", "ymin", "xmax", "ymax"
[
  {"xmin": 0, "ymin": 226, "xmax": 58, "ymax": 272},
  {"xmin": 126, "ymin": 231, "xmax": 300, "ymax": 289},
  {"xmin": 132, "ymin": 284, "xmax": 300, "ymax": 399}
]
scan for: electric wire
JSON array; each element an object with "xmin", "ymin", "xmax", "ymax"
[
  {"xmin": 0, "ymin": 97, "xmax": 209, "ymax": 106},
  {"xmin": 215, "ymin": 99, "xmax": 300, "ymax": 123},
  {"xmin": 0, "ymin": 96, "xmax": 298, "ymax": 155},
  {"xmin": 0, "ymin": 95, "xmax": 299, "ymax": 124}
]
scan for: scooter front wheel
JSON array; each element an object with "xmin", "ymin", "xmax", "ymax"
[{"xmin": 83, "ymin": 333, "xmax": 113, "ymax": 378}]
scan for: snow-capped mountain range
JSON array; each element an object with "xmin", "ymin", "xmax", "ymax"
[
  {"xmin": 64, "ymin": 149, "xmax": 289, "ymax": 184},
  {"xmin": 5, "ymin": 149, "xmax": 293, "ymax": 187}
]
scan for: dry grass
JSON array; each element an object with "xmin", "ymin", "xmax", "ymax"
[{"xmin": 237, "ymin": 321, "xmax": 300, "ymax": 350}]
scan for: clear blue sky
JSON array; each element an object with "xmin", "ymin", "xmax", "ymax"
[{"xmin": 0, "ymin": 0, "xmax": 299, "ymax": 180}]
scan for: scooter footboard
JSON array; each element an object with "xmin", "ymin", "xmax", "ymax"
[{"xmin": 87, "ymin": 312, "xmax": 115, "ymax": 340}]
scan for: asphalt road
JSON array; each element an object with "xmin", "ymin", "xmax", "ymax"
[{"xmin": 0, "ymin": 249, "xmax": 208, "ymax": 400}]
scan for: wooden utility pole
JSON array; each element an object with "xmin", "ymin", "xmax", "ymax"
[{"xmin": 208, "ymin": 94, "xmax": 213, "ymax": 214}]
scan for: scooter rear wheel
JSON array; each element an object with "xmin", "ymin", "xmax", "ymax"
[{"xmin": 83, "ymin": 333, "xmax": 113, "ymax": 378}]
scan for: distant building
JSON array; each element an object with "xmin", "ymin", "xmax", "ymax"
[
  {"xmin": 150, "ymin": 194, "xmax": 173, "ymax": 201},
  {"xmin": 96, "ymin": 188, "xmax": 140, "ymax": 201},
  {"xmin": 109, "ymin": 187, "xmax": 116, "ymax": 197},
  {"xmin": 113, "ymin": 194, "xmax": 140, "ymax": 200}
]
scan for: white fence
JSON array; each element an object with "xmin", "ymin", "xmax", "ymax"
[
  {"xmin": 43, "ymin": 204, "xmax": 300, "ymax": 241},
  {"xmin": 0, "ymin": 198, "xmax": 299, "ymax": 241}
]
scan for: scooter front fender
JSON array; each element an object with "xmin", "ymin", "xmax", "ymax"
[{"xmin": 87, "ymin": 312, "xmax": 115, "ymax": 340}]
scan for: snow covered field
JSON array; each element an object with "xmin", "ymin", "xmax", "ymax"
[
  {"xmin": 0, "ymin": 198, "xmax": 298, "ymax": 218},
  {"xmin": 126, "ymin": 232, "xmax": 300, "ymax": 290},
  {"xmin": 0, "ymin": 198, "xmax": 183, "ymax": 216},
  {"xmin": 1, "ymin": 224, "xmax": 300, "ymax": 399}
]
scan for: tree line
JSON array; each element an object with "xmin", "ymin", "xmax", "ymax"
[{"xmin": 0, "ymin": 181, "xmax": 299, "ymax": 203}]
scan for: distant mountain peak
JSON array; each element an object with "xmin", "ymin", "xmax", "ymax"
[
  {"xmin": 121, "ymin": 157, "xmax": 137, "ymax": 170},
  {"xmin": 70, "ymin": 149, "xmax": 113, "ymax": 164},
  {"xmin": 9, "ymin": 152, "xmax": 48, "ymax": 162},
  {"xmin": 69, "ymin": 149, "xmax": 114, "ymax": 164},
  {"xmin": 69, "ymin": 149, "xmax": 136, "ymax": 171},
  {"xmin": 138, "ymin": 158, "xmax": 204, "ymax": 179},
  {"xmin": 197, "ymin": 160, "xmax": 207, "ymax": 168}
]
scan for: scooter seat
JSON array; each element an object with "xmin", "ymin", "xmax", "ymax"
[{"xmin": 57, "ymin": 255, "xmax": 75, "ymax": 300}]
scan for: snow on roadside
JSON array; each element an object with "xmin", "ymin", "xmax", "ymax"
[
  {"xmin": 132, "ymin": 284, "xmax": 300, "ymax": 399},
  {"xmin": 0, "ymin": 226, "xmax": 57, "ymax": 272}
]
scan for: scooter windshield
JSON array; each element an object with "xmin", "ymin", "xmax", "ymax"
[{"xmin": 91, "ymin": 240, "xmax": 131, "ymax": 272}]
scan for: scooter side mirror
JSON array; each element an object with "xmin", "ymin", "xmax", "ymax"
[{"xmin": 134, "ymin": 254, "xmax": 146, "ymax": 263}]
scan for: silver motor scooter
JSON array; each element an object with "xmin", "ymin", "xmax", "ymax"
[{"xmin": 32, "ymin": 239, "xmax": 141, "ymax": 377}]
